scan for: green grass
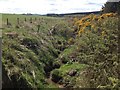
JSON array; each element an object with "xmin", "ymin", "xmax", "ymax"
[
  {"xmin": 59, "ymin": 62, "xmax": 87, "ymax": 75},
  {"xmin": 60, "ymin": 45, "xmax": 77, "ymax": 57},
  {"xmin": 2, "ymin": 14, "xmax": 64, "ymax": 28}
]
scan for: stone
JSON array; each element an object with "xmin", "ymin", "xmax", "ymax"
[{"xmin": 68, "ymin": 69, "xmax": 77, "ymax": 76}]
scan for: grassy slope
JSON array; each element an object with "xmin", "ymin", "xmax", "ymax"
[{"xmin": 2, "ymin": 14, "xmax": 72, "ymax": 88}]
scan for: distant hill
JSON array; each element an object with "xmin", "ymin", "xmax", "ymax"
[{"xmin": 46, "ymin": 11, "xmax": 101, "ymax": 17}]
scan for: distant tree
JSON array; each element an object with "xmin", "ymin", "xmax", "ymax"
[{"xmin": 102, "ymin": 1, "xmax": 120, "ymax": 13}]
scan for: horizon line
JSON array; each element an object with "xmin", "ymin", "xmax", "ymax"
[{"xmin": 0, "ymin": 10, "xmax": 101, "ymax": 15}]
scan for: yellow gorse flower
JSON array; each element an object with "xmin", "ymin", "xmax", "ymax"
[
  {"xmin": 68, "ymin": 38, "xmax": 74, "ymax": 44},
  {"xmin": 92, "ymin": 15, "xmax": 97, "ymax": 21},
  {"xmin": 84, "ymin": 22, "xmax": 91, "ymax": 26},
  {"xmin": 78, "ymin": 27, "xmax": 85, "ymax": 36},
  {"xmin": 73, "ymin": 13, "xmax": 116, "ymax": 37}
]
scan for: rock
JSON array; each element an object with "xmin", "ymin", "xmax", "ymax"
[{"xmin": 68, "ymin": 69, "xmax": 77, "ymax": 76}]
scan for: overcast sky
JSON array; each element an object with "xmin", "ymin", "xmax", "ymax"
[{"xmin": 0, "ymin": 0, "xmax": 108, "ymax": 14}]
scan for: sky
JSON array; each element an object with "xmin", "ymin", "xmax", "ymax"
[{"xmin": 0, "ymin": 0, "xmax": 108, "ymax": 14}]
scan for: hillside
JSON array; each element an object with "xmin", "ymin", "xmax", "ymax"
[
  {"xmin": 2, "ymin": 12, "xmax": 120, "ymax": 89},
  {"xmin": 46, "ymin": 11, "xmax": 101, "ymax": 17}
]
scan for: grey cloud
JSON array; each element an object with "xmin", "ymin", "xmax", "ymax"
[
  {"xmin": 108, "ymin": 0, "xmax": 120, "ymax": 2},
  {"xmin": 50, "ymin": 3, "xmax": 56, "ymax": 5},
  {"xmin": 86, "ymin": 2, "xmax": 103, "ymax": 6}
]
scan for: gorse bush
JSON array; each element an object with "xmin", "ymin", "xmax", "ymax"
[
  {"xmin": 71, "ymin": 13, "xmax": 119, "ymax": 88},
  {"xmin": 73, "ymin": 13, "xmax": 117, "ymax": 37}
]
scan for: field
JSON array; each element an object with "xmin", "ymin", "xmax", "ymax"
[{"xmin": 2, "ymin": 12, "xmax": 120, "ymax": 89}]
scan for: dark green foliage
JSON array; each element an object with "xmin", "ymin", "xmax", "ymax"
[
  {"xmin": 10, "ymin": 44, "xmax": 24, "ymax": 52},
  {"xmin": 51, "ymin": 69, "xmax": 63, "ymax": 83},
  {"xmin": 61, "ymin": 57, "xmax": 69, "ymax": 64},
  {"xmin": 21, "ymin": 37, "xmax": 39, "ymax": 54},
  {"xmin": 2, "ymin": 49, "xmax": 15, "ymax": 63},
  {"xmin": 102, "ymin": 1, "xmax": 120, "ymax": 13},
  {"xmin": 53, "ymin": 61, "xmax": 61, "ymax": 69}
]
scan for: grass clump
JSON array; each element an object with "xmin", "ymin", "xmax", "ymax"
[{"xmin": 51, "ymin": 69, "xmax": 63, "ymax": 83}]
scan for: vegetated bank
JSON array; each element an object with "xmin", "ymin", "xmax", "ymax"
[
  {"xmin": 2, "ymin": 11, "xmax": 120, "ymax": 89},
  {"xmin": 2, "ymin": 14, "xmax": 73, "ymax": 88}
]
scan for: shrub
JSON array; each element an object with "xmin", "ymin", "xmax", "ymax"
[{"xmin": 102, "ymin": 2, "xmax": 120, "ymax": 13}]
